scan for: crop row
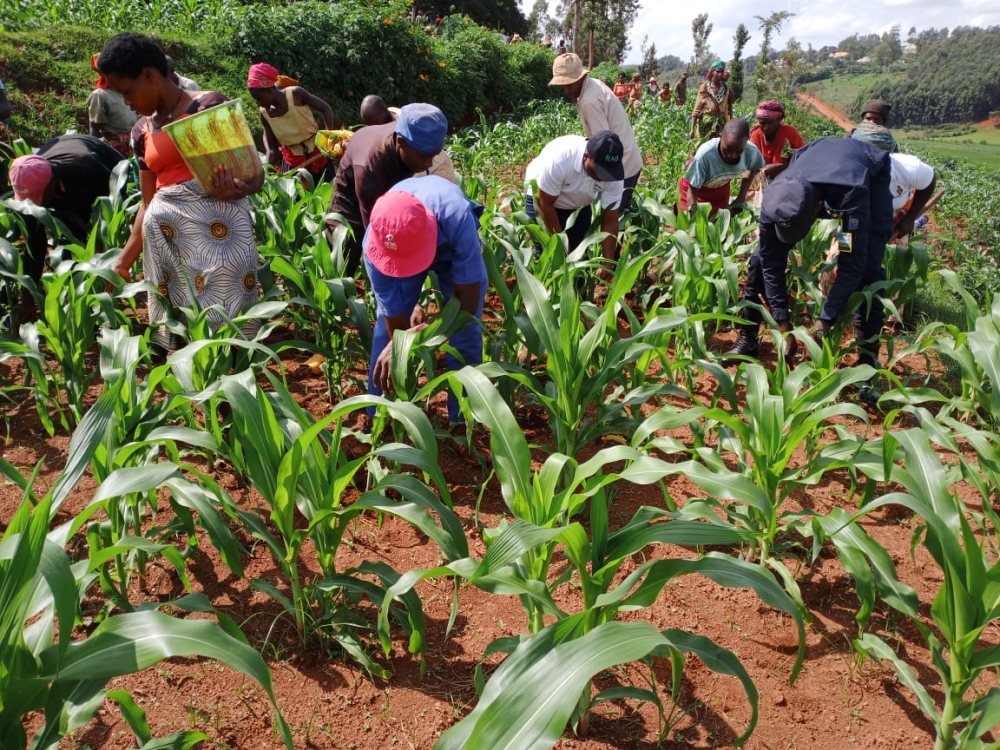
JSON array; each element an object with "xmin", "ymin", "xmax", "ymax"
[{"xmin": 1, "ymin": 101, "xmax": 998, "ymax": 750}]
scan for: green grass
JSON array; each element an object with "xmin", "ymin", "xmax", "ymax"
[
  {"xmin": 805, "ymin": 72, "xmax": 903, "ymax": 115},
  {"xmin": 900, "ymin": 139, "xmax": 1000, "ymax": 171}
]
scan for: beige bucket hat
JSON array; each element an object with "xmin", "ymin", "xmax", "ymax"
[{"xmin": 549, "ymin": 53, "xmax": 588, "ymax": 86}]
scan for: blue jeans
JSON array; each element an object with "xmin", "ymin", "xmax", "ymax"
[{"xmin": 366, "ymin": 257, "xmax": 485, "ymax": 423}]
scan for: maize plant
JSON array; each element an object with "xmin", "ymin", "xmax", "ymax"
[{"xmin": 378, "ymin": 368, "xmax": 805, "ymax": 749}]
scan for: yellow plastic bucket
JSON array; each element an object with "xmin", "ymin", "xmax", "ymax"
[{"xmin": 164, "ymin": 100, "xmax": 263, "ymax": 193}]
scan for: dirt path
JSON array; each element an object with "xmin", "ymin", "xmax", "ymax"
[{"xmin": 796, "ymin": 91, "xmax": 853, "ymax": 131}]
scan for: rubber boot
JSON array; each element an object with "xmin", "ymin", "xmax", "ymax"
[
  {"xmin": 722, "ymin": 322, "xmax": 760, "ymax": 364},
  {"xmin": 856, "ymin": 346, "xmax": 882, "ymax": 404}
]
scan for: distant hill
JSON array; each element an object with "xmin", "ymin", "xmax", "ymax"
[{"xmin": 854, "ymin": 26, "xmax": 1000, "ymax": 126}]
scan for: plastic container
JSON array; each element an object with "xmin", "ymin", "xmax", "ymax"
[{"xmin": 164, "ymin": 100, "xmax": 263, "ymax": 193}]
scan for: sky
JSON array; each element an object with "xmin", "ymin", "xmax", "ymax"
[{"xmin": 599, "ymin": 0, "xmax": 1000, "ymax": 64}]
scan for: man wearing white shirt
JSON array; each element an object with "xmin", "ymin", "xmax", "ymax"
[
  {"xmin": 524, "ymin": 131, "xmax": 625, "ymax": 275},
  {"xmin": 549, "ymin": 54, "xmax": 643, "ymax": 214},
  {"xmin": 850, "ymin": 125, "xmax": 937, "ymax": 243}
]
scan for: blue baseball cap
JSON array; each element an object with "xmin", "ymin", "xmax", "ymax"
[{"xmin": 394, "ymin": 103, "xmax": 448, "ymax": 155}]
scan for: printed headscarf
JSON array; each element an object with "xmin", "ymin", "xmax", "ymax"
[
  {"xmin": 851, "ymin": 121, "xmax": 898, "ymax": 153},
  {"xmin": 755, "ymin": 100, "xmax": 785, "ymax": 119},
  {"xmin": 91, "ymin": 54, "xmax": 108, "ymax": 89},
  {"xmin": 247, "ymin": 62, "xmax": 300, "ymax": 89}
]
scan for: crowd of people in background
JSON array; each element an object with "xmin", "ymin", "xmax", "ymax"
[{"xmin": 1, "ymin": 31, "xmax": 938, "ymax": 413}]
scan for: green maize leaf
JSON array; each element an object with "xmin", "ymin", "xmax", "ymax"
[
  {"xmin": 814, "ymin": 508, "xmax": 920, "ymax": 625},
  {"xmin": 92, "ymin": 464, "xmax": 181, "ymax": 503},
  {"xmin": 599, "ymin": 553, "xmax": 805, "ymax": 681},
  {"xmin": 666, "ymin": 460, "xmax": 772, "ymax": 519},
  {"xmin": 50, "ymin": 377, "xmax": 122, "ymax": 512},
  {"xmin": 135, "ymin": 733, "xmax": 212, "ymax": 750},
  {"xmin": 30, "ymin": 679, "xmax": 107, "ymax": 750},
  {"xmin": 105, "ymin": 689, "xmax": 153, "ymax": 746},
  {"xmin": 955, "ymin": 688, "xmax": 1000, "ymax": 748},
  {"xmin": 970, "ymin": 644, "xmax": 1000, "ymax": 672},
  {"xmin": 603, "ymin": 519, "xmax": 754, "ymax": 562},
  {"xmin": 471, "ymin": 520, "xmax": 567, "ymax": 581},
  {"xmin": 659, "ymin": 628, "xmax": 759, "ymax": 745},
  {"xmin": 354, "ymin": 490, "xmax": 468, "ymax": 563},
  {"xmin": 36, "ymin": 610, "xmax": 292, "ymax": 749},
  {"xmin": 165, "ymin": 478, "xmax": 245, "ymax": 577},
  {"xmin": 449, "ymin": 367, "xmax": 533, "ymax": 509},
  {"xmin": 590, "ymin": 685, "xmax": 662, "ymax": 707},
  {"xmin": 368, "ymin": 472, "xmax": 465, "ymax": 551},
  {"xmin": 33, "ymin": 538, "xmax": 80, "ymax": 660},
  {"xmin": 145, "ymin": 426, "xmax": 219, "ymax": 451},
  {"xmin": 856, "ymin": 633, "xmax": 939, "ymax": 722},
  {"xmin": 435, "ymin": 621, "xmax": 668, "ymax": 750}
]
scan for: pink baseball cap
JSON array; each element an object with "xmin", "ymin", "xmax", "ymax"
[
  {"xmin": 365, "ymin": 191, "xmax": 438, "ymax": 278},
  {"xmin": 9, "ymin": 155, "xmax": 54, "ymax": 204}
]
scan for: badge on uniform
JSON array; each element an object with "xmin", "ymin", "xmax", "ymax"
[{"xmin": 837, "ymin": 231, "xmax": 854, "ymax": 253}]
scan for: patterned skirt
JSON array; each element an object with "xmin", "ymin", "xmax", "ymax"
[{"xmin": 142, "ymin": 180, "xmax": 260, "ymax": 349}]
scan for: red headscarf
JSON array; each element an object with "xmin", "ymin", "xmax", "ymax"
[
  {"xmin": 247, "ymin": 62, "xmax": 299, "ymax": 89},
  {"xmin": 91, "ymin": 54, "xmax": 108, "ymax": 89}
]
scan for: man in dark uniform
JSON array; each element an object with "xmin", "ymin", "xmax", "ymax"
[
  {"xmin": 8, "ymin": 134, "xmax": 124, "ymax": 317},
  {"xmin": 325, "ymin": 102, "xmax": 447, "ymax": 277},
  {"xmin": 724, "ymin": 137, "xmax": 893, "ymax": 401}
]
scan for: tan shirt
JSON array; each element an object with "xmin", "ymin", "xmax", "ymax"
[
  {"xmin": 575, "ymin": 76, "xmax": 643, "ymax": 178},
  {"xmin": 86, "ymin": 88, "xmax": 137, "ymax": 135}
]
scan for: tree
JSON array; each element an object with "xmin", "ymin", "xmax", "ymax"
[
  {"xmin": 639, "ymin": 35, "xmax": 658, "ymax": 79},
  {"xmin": 754, "ymin": 10, "xmax": 794, "ymax": 97},
  {"xmin": 579, "ymin": 0, "xmax": 641, "ymax": 66},
  {"xmin": 730, "ymin": 23, "xmax": 751, "ymax": 102},
  {"xmin": 691, "ymin": 13, "xmax": 714, "ymax": 74},
  {"xmin": 526, "ymin": 0, "xmax": 550, "ymax": 43}
]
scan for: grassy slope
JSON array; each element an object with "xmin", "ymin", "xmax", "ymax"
[
  {"xmin": 807, "ymin": 73, "xmax": 1000, "ymax": 171},
  {"xmin": 804, "ymin": 73, "xmax": 899, "ymax": 115}
]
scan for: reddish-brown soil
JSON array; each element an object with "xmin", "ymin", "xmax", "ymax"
[
  {"xmin": 3, "ymin": 315, "xmax": 996, "ymax": 750},
  {"xmin": 795, "ymin": 93, "xmax": 853, "ymax": 132}
]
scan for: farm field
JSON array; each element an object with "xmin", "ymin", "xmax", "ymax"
[
  {"xmin": 3, "ymin": 98, "xmax": 1000, "ymax": 750},
  {"xmin": 803, "ymin": 72, "xmax": 903, "ymax": 117},
  {"xmin": 803, "ymin": 74, "xmax": 1000, "ymax": 170}
]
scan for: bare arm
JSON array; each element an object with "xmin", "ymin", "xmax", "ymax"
[
  {"xmin": 89, "ymin": 121, "xmax": 103, "ymax": 139},
  {"xmin": 259, "ymin": 117, "xmax": 282, "ymax": 168},
  {"xmin": 209, "ymin": 164, "xmax": 264, "ymax": 201},
  {"xmin": 732, "ymin": 172, "xmax": 757, "ymax": 207},
  {"xmin": 114, "ymin": 170, "xmax": 157, "ymax": 280},
  {"xmin": 890, "ymin": 173, "xmax": 937, "ymax": 242},
  {"xmin": 295, "ymin": 88, "xmax": 340, "ymax": 130},
  {"xmin": 599, "ymin": 206, "xmax": 618, "ymax": 260},
  {"xmin": 372, "ymin": 311, "xmax": 415, "ymax": 391},
  {"xmin": 534, "ymin": 189, "xmax": 564, "ymax": 235}
]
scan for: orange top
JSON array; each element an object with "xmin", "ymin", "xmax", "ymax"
[
  {"xmin": 612, "ymin": 82, "xmax": 630, "ymax": 103},
  {"xmin": 132, "ymin": 91, "xmax": 227, "ymax": 190},
  {"xmin": 749, "ymin": 123, "xmax": 805, "ymax": 166}
]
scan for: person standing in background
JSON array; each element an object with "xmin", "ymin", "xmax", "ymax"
[
  {"xmin": 612, "ymin": 73, "xmax": 630, "ymax": 104},
  {"xmin": 690, "ymin": 60, "xmax": 734, "ymax": 145},
  {"xmin": 549, "ymin": 54, "xmax": 643, "ymax": 214},
  {"xmin": 674, "ymin": 72, "xmax": 688, "ymax": 105}
]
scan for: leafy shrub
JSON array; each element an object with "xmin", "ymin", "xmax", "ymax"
[
  {"xmin": 589, "ymin": 60, "xmax": 625, "ymax": 88},
  {"xmin": 231, "ymin": 0, "xmax": 437, "ymax": 125}
]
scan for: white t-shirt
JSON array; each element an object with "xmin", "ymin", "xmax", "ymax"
[
  {"xmin": 889, "ymin": 154, "xmax": 935, "ymax": 211},
  {"xmin": 525, "ymin": 135, "xmax": 624, "ymax": 211}
]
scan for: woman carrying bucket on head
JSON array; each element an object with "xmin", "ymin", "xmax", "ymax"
[
  {"xmin": 247, "ymin": 63, "xmax": 339, "ymax": 181},
  {"xmin": 98, "ymin": 32, "xmax": 264, "ymax": 351}
]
